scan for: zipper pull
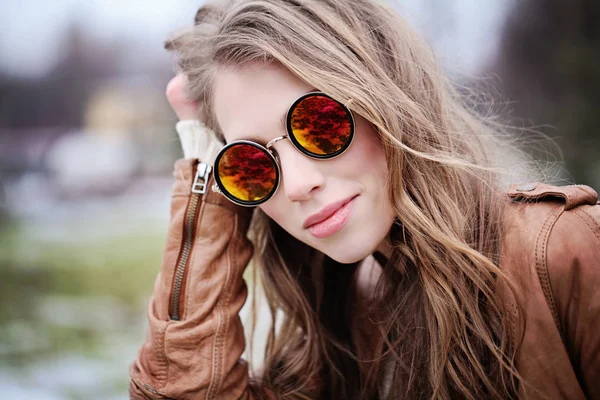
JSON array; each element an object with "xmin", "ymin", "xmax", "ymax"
[{"xmin": 191, "ymin": 162, "xmax": 212, "ymax": 194}]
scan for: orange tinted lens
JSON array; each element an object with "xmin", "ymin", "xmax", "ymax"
[
  {"xmin": 217, "ymin": 143, "xmax": 277, "ymax": 203},
  {"xmin": 289, "ymin": 95, "xmax": 352, "ymax": 156}
]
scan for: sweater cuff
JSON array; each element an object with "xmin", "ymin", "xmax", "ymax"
[{"xmin": 175, "ymin": 120, "xmax": 223, "ymax": 164}]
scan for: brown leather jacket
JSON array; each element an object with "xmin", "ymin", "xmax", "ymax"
[{"xmin": 129, "ymin": 158, "xmax": 600, "ymax": 399}]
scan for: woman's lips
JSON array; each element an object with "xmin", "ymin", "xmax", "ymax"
[{"xmin": 307, "ymin": 196, "xmax": 357, "ymax": 239}]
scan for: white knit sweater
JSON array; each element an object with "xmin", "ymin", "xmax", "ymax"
[{"xmin": 175, "ymin": 120, "xmax": 223, "ymax": 163}]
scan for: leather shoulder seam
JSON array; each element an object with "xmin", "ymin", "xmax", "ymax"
[
  {"xmin": 540, "ymin": 205, "xmax": 600, "ymax": 343},
  {"xmin": 534, "ymin": 205, "xmax": 563, "ymax": 333}
]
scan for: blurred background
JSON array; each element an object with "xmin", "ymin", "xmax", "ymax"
[{"xmin": 0, "ymin": 0, "xmax": 598, "ymax": 399}]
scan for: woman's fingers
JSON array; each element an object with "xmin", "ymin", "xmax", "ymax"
[{"xmin": 166, "ymin": 74, "xmax": 200, "ymax": 120}]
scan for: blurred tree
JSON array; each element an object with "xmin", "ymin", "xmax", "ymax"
[
  {"xmin": 493, "ymin": 0, "xmax": 600, "ymax": 187},
  {"xmin": 0, "ymin": 22, "xmax": 124, "ymax": 130}
]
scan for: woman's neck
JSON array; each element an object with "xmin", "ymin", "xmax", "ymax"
[{"xmin": 375, "ymin": 233, "xmax": 394, "ymax": 263}]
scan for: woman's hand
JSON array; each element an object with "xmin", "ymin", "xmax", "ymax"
[
  {"xmin": 167, "ymin": 73, "xmax": 224, "ymax": 163},
  {"xmin": 166, "ymin": 74, "xmax": 200, "ymax": 121}
]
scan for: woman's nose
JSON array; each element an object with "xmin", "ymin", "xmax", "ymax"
[{"xmin": 275, "ymin": 141, "xmax": 325, "ymax": 202}]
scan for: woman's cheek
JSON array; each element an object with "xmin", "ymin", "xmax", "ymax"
[{"xmin": 259, "ymin": 201, "xmax": 286, "ymax": 230}]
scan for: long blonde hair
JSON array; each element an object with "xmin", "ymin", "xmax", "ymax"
[{"xmin": 166, "ymin": 0, "xmax": 532, "ymax": 398}]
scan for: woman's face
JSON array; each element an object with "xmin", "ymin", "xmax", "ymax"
[{"xmin": 212, "ymin": 62, "xmax": 396, "ymax": 264}]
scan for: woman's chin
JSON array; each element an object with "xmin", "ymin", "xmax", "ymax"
[{"xmin": 324, "ymin": 248, "xmax": 372, "ymax": 265}]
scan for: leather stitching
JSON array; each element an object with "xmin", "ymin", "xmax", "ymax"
[
  {"xmin": 219, "ymin": 215, "xmax": 237, "ymax": 394},
  {"xmin": 206, "ymin": 289, "xmax": 222, "ymax": 398},
  {"xmin": 576, "ymin": 208, "xmax": 600, "ymax": 244},
  {"xmin": 154, "ymin": 323, "xmax": 169, "ymax": 386},
  {"xmin": 206, "ymin": 251, "xmax": 224, "ymax": 398},
  {"xmin": 534, "ymin": 205, "xmax": 563, "ymax": 333},
  {"xmin": 206, "ymin": 214, "xmax": 238, "ymax": 399},
  {"xmin": 543, "ymin": 206, "xmax": 600, "ymax": 356}
]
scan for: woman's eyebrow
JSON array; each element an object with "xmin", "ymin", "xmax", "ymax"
[
  {"xmin": 238, "ymin": 88, "xmax": 319, "ymax": 144},
  {"xmin": 237, "ymin": 111, "xmax": 287, "ymax": 146}
]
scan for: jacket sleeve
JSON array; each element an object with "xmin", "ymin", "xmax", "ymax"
[
  {"xmin": 546, "ymin": 202, "xmax": 600, "ymax": 399},
  {"xmin": 128, "ymin": 157, "xmax": 267, "ymax": 400}
]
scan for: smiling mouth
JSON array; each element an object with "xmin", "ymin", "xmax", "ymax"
[
  {"xmin": 306, "ymin": 195, "xmax": 358, "ymax": 238},
  {"xmin": 303, "ymin": 195, "xmax": 358, "ymax": 229}
]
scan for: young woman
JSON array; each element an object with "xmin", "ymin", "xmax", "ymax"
[{"xmin": 129, "ymin": 1, "xmax": 600, "ymax": 399}]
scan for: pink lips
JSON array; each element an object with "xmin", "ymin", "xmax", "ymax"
[{"xmin": 304, "ymin": 195, "xmax": 358, "ymax": 238}]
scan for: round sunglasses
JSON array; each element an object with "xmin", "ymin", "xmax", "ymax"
[{"xmin": 213, "ymin": 91, "xmax": 355, "ymax": 207}]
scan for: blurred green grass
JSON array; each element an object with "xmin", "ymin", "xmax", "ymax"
[
  {"xmin": 0, "ymin": 220, "xmax": 164, "ymax": 351},
  {"xmin": 0, "ymin": 219, "xmax": 166, "ymax": 398},
  {"xmin": 0, "ymin": 213, "xmax": 259, "ymax": 399}
]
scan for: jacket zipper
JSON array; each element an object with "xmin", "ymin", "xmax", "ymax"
[{"xmin": 169, "ymin": 160, "xmax": 212, "ymax": 321}]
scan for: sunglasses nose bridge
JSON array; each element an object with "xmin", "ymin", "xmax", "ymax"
[
  {"xmin": 265, "ymin": 135, "xmax": 289, "ymax": 151},
  {"xmin": 265, "ymin": 135, "xmax": 289, "ymax": 166}
]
